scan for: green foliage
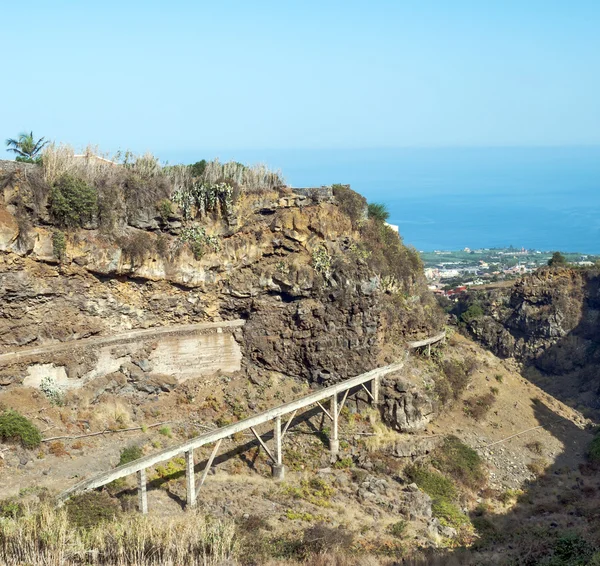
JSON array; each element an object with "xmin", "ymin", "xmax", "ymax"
[
  {"xmin": 179, "ymin": 226, "xmax": 220, "ymax": 259},
  {"xmin": 312, "ymin": 246, "xmax": 332, "ymax": 277},
  {"xmin": 388, "ymin": 520, "xmax": 408, "ymax": 538},
  {"xmin": 333, "ymin": 457, "xmax": 353, "ymax": 469},
  {"xmin": 431, "ymin": 435, "xmax": 486, "ymax": 491},
  {"xmin": 359, "ymin": 218, "xmax": 422, "ymax": 291},
  {"xmin": 431, "ymin": 500, "xmax": 470, "ymax": 529},
  {"xmin": 367, "ymin": 202, "xmax": 390, "ymax": 222},
  {"xmin": 541, "ymin": 533, "xmax": 598, "ymax": 566},
  {"xmin": 39, "ymin": 376, "xmax": 65, "ymax": 406},
  {"xmin": 172, "ymin": 181, "xmax": 233, "ymax": 220},
  {"xmin": 282, "ymin": 478, "xmax": 334, "ymax": 507},
  {"xmin": 588, "ymin": 432, "xmax": 600, "ymax": 463},
  {"xmin": 52, "ymin": 230, "xmax": 66, "ymax": 260},
  {"xmin": 189, "ymin": 159, "xmax": 207, "ymax": 178},
  {"xmin": 5, "ymin": 131, "xmax": 48, "ymax": 160},
  {"xmin": 460, "ymin": 303, "xmax": 484, "ymax": 324},
  {"xmin": 0, "ymin": 498, "xmax": 24, "ymax": 519},
  {"xmin": 548, "ymin": 251, "xmax": 567, "ymax": 267},
  {"xmin": 65, "ymin": 492, "xmax": 121, "ymax": 530},
  {"xmin": 157, "ymin": 198, "xmax": 173, "ymax": 222},
  {"xmin": 158, "ymin": 426, "xmax": 172, "ymax": 438},
  {"xmin": 0, "ymin": 409, "xmax": 42, "ymax": 448},
  {"xmin": 405, "ymin": 464, "xmax": 457, "ymax": 502},
  {"xmin": 0, "ymin": 410, "xmax": 42, "ymax": 448},
  {"xmin": 332, "ymin": 183, "xmax": 367, "ymax": 228},
  {"xmin": 118, "ymin": 445, "xmax": 143, "ymax": 466},
  {"xmin": 49, "ymin": 174, "xmax": 98, "ymax": 228}
]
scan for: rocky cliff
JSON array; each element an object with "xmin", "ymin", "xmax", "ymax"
[
  {"xmin": 0, "ymin": 159, "xmax": 443, "ymax": 402},
  {"xmin": 455, "ymin": 267, "xmax": 600, "ymax": 413}
]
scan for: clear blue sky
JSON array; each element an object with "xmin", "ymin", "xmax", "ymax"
[{"xmin": 2, "ymin": 0, "xmax": 600, "ymax": 156}]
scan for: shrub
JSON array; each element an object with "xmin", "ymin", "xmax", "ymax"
[
  {"xmin": 39, "ymin": 376, "xmax": 64, "ymax": 406},
  {"xmin": 588, "ymin": 433, "xmax": 600, "ymax": 464},
  {"xmin": 172, "ymin": 181, "xmax": 233, "ymax": 220},
  {"xmin": 157, "ymin": 198, "xmax": 173, "ymax": 222},
  {"xmin": 65, "ymin": 491, "xmax": 121, "ymax": 530},
  {"xmin": 49, "ymin": 174, "xmax": 98, "ymax": 228},
  {"xmin": 527, "ymin": 458, "xmax": 547, "ymax": 476},
  {"xmin": 0, "ymin": 410, "xmax": 42, "ymax": 448},
  {"xmin": 49, "ymin": 441, "xmax": 68, "ymax": 457},
  {"xmin": 52, "ymin": 230, "xmax": 66, "ymax": 260},
  {"xmin": 179, "ymin": 226, "xmax": 220, "ymax": 259},
  {"xmin": 158, "ymin": 426, "xmax": 172, "ymax": 438},
  {"xmin": 432, "ymin": 499, "xmax": 470, "ymax": 529},
  {"xmin": 121, "ymin": 232, "xmax": 155, "ymax": 265},
  {"xmin": 388, "ymin": 520, "xmax": 408, "ymax": 538},
  {"xmin": 405, "ymin": 464, "xmax": 457, "ymax": 502},
  {"xmin": 312, "ymin": 246, "xmax": 332, "ymax": 277},
  {"xmin": 441, "ymin": 360, "xmax": 470, "ymax": 399},
  {"xmin": 548, "ymin": 251, "xmax": 567, "ymax": 267},
  {"xmin": 0, "ymin": 498, "xmax": 24, "ymax": 519},
  {"xmin": 367, "ymin": 202, "xmax": 390, "ymax": 222},
  {"xmin": 460, "ymin": 303, "xmax": 484, "ymax": 324},
  {"xmin": 526, "ymin": 441, "xmax": 544, "ymax": 455},
  {"xmin": 463, "ymin": 393, "xmax": 496, "ymax": 421},
  {"xmin": 118, "ymin": 445, "xmax": 143, "ymax": 466},
  {"xmin": 332, "ymin": 183, "xmax": 366, "ymax": 228},
  {"xmin": 431, "ymin": 436, "xmax": 486, "ymax": 491},
  {"xmin": 301, "ymin": 524, "xmax": 353, "ymax": 556}
]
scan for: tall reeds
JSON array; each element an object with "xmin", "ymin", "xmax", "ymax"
[{"xmin": 0, "ymin": 503, "xmax": 238, "ymax": 566}]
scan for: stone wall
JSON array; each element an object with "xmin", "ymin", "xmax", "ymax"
[{"xmin": 2, "ymin": 322, "xmax": 244, "ymax": 391}]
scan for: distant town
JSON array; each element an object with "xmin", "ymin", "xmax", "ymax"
[{"xmin": 420, "ymin": 247, "xmax": 600, "ymax": 298}]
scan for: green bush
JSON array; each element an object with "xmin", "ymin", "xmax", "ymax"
[
  {"xmin": 49, "ymin": 174, "xmax": 98, "ymax": 228},
  {"xmin": 460, "ymin": 303, "xmax": 484, "ymax": 324},
  {"xmin": 367, "ymin": 202, "xmax": 390, "ymax": 222},
  {"xmin": 588, "ymin": 433, "xmax": 600, "ymax": 463},
  {"xmin": 65, "ymin": 491, "xmax": 121, "ymax": 530},
  {"xmin": 432, "ymin": 499, "xmax": 470, "ymax": 529},
  {"xmin": 432, "ymin": 435, "xmax": 486, "ymax": 491},
  {"xmin": 405, "ymin": 464, "xmax": 457, "ymax": 502},
  {"xmin": 0, "ymin": 410, "xmax": 42, "ymax": 448},
  {"xmin": 118, "ymin": 445, "xmax": 143, "ymax": 466},
  {"xmin": 332, "ymin": 183, "xmax": 366, "ymax": 228},
  {"xmin": 52, "ymin": 230, "xmax": 66, "ymax": 260},
  {"xmin": 388, "ymin": 520, "xmax": 407, "ymax": 538}
]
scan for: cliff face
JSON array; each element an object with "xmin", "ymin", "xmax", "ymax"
[
  {"xmin": 0, "ymin": 160, "xmax": 443, "ymax": 391},
  {"xmin": 456, "ymin": 267, "xmax": 600, "ymax": 411}
]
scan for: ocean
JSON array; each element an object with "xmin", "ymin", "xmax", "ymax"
[{"xmin": 164, "ymin": 147, "xmax": 600, "ymax": 254}]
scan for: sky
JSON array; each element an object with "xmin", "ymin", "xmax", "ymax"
[{"xmin": 2, "ymin": 1, "xmax": 600, "ymax": 157}]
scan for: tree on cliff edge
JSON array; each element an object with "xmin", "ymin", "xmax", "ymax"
[
  {"xmin": 548, "ymin": 251, "xmax": 567, "ymax": 267},
  {"xmin": 5, "ymin": 131, "xmax": 48, "ymax": 163}
]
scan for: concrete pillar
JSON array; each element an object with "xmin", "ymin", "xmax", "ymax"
[
  {"xmin": 372, "ymin": 376, "xmax": 380, "ymax": 406},
  {"xmin": 137, "ymin": 469, "xmax": 148, "ymax": 514},
  {"xmin": 330, "ymin": 394, "xmax": 339, "ymax": 456},
  {"xmin": 185, "ymin": 449, "xmax": 196, "ymax": 508},
  {"xmin": 272, "ymin": 415, "xmax": 285, "ymax": 480}
]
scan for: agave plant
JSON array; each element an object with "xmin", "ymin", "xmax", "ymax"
[{"xmin": 5, "ymin": 131, "xmax": 49, "ymax": 162}]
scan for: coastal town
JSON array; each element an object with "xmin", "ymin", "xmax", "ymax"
[{"xmin": 420, "ymin": 246, "xmax": 599, "ymax": 297}]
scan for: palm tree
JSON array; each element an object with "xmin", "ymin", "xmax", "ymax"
[{"xmin": 5, "ymin": 131, "xmax": 49, "ymax": 162}]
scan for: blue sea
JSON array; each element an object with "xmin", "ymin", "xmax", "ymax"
[{"xmin": 164, "ymin": 147, "xmax": 600, "ymax": 254}]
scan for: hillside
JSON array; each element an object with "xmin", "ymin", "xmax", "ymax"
[{"xmin": 0, "ymin": 153, "xmax": 599, "ymax": 565}]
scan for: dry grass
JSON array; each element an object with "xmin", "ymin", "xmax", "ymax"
[
  {"xmin": 362, "ymin": 409, "xmax": 401, "ymax": 452},
  {"xmin": 42, "ymin": 144, "xmax": 121, "ymax": 186},
  {"xmin": 201, "ymin": 159, "xmax": 285, "ymax": 192},
  {"xmin": 0, "ymin": 503, "xmax": 237, "ymax": 566}
]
